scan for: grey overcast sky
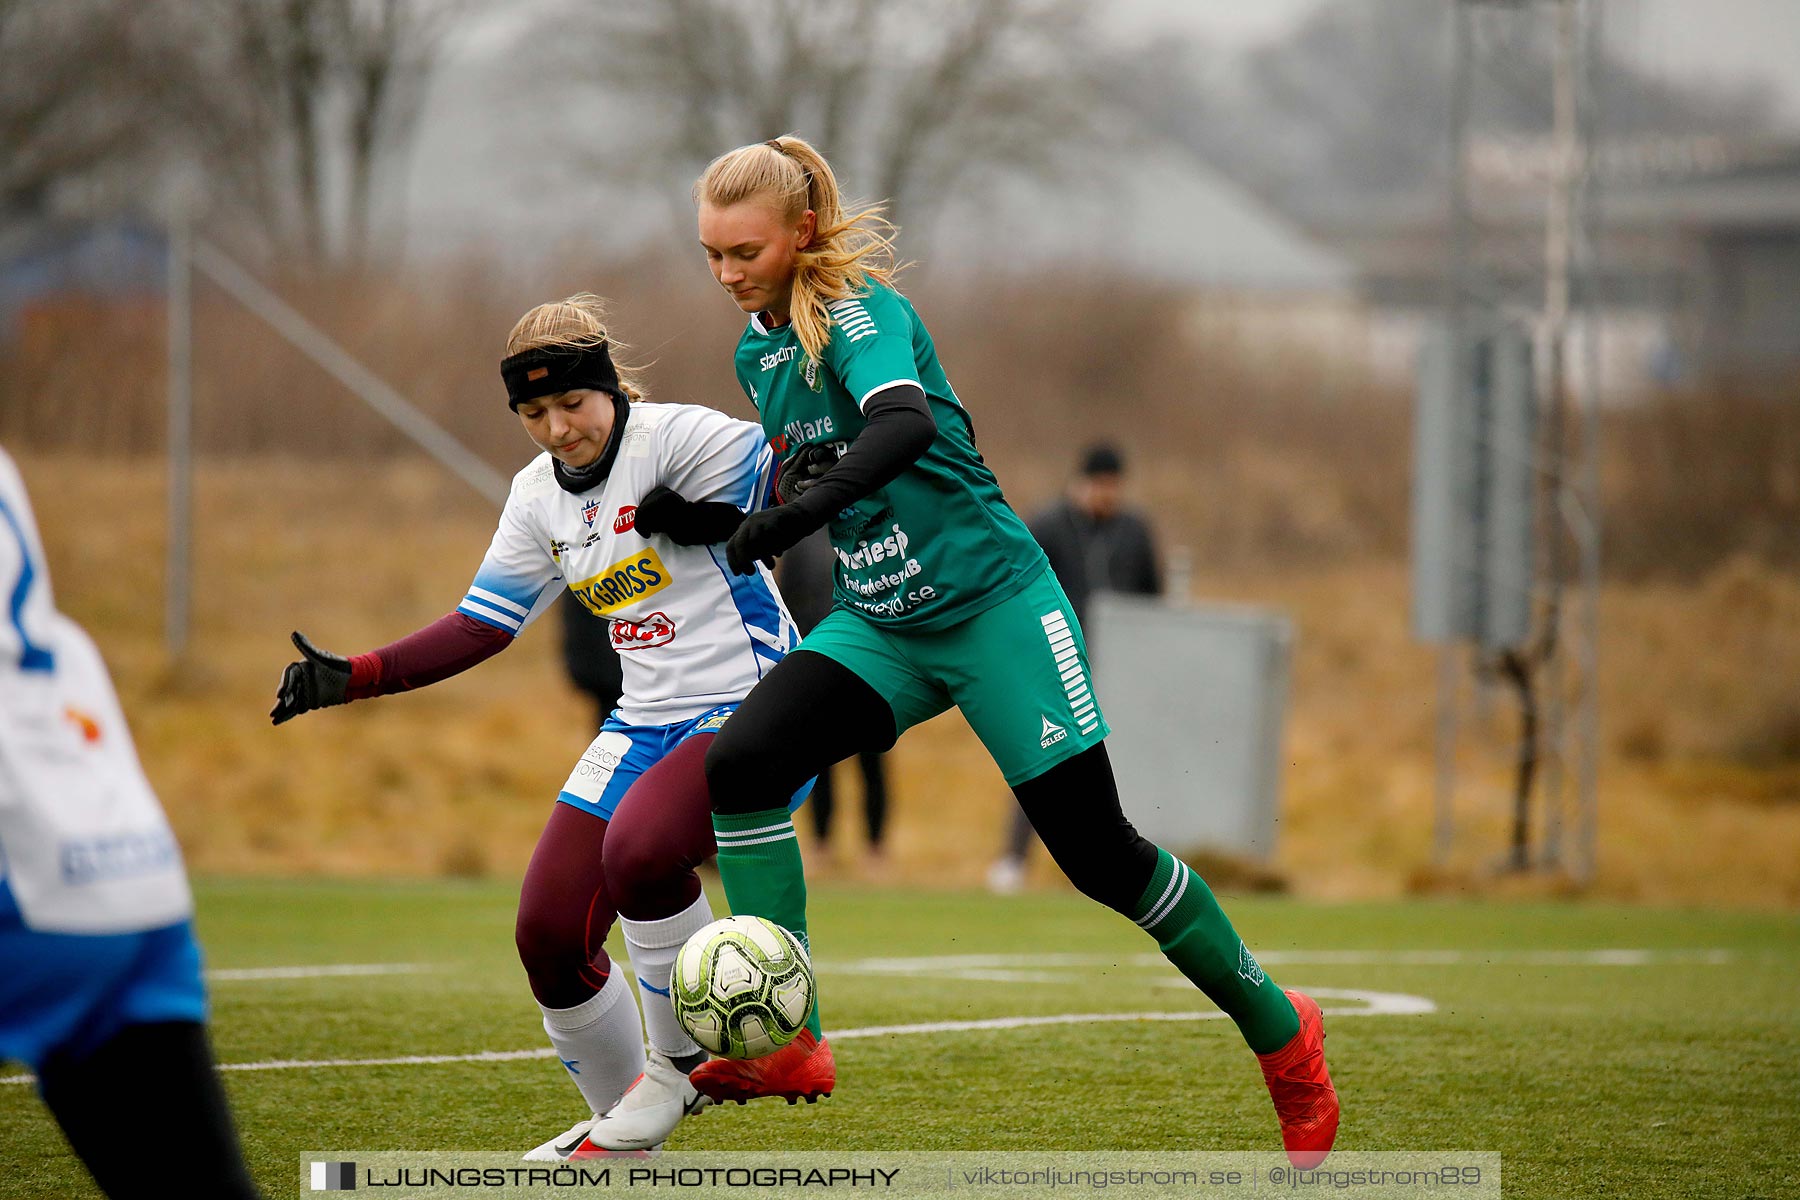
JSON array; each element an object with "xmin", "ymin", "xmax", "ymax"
[{"xmin": 400, "ymin": 0, "xmax": 1800, "ymax": 271}]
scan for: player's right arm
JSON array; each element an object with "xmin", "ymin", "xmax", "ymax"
[{"xmin": 270, "ymin": 469, "xmax": 562, "ymax": 725}]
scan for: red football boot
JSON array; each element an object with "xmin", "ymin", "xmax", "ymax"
[
  {"xmin": 1256, "ymin": 989, "xmax": 1340, "ymax": 1169},
  {"xmin": 688, "ymin": 1029, "xmax": 835, "ymax": 1106}
]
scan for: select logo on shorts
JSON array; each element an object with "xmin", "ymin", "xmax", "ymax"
[
  {"xmin": 310, "ymin": 1162, "xmax": 356, "ymax": 1190},
  {"xmin": 581, "ymin": 497, "xmax": 603, "ymax": 527},
  {"xmin": 570, "ymin": 547, "xmax": 672, "ymax": 617},
  {"xmin": 1039, "ymin": 715, "xmax": 1067, "ymax": 750},
  {"xmin": 614, "ymin": 505, "xmax": 637, "ymax": 533},
  {"xmin": 611, "ymin": 610, "xmax": 676, "ymax": 650}
]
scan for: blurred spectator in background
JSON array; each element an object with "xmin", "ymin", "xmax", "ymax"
[
  {"xmin": 561, "ymin": 599, "xmax": 623, "ymax": 732},
  {"xmin": 778, "ymin": 528, "xmax": 891, "ymax": 871},
  {"xmin": 988, "ymin": 443, "xmax": 1162, "ymax": 893}
]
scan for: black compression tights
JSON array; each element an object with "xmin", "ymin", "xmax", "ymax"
[
  {"xmin": 706, "ymin": 650, "xmax": 1158, "ymax": 913},
  {"xmin": 705, "ymin": 651, "xmax": 898, "ymax": 814},
  {"xmin": 39, "ymin": 1020, "xmax": 263, "ymax": 1199},
  {"xmin": 1012, "ymin": 741, "xmax": 1161, "ymax": 913}
]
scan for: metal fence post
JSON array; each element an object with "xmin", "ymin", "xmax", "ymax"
[{"xmin": 166, "ymin": 222, "xmax": 192, "ymax": 662}]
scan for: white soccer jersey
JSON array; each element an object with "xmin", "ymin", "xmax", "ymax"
[
  {"xmin": 457, "ymin": 403, "xmax": 797, "ymax": 726},
  {"xmin": 0, "ymin": 447, "xmax": 193, "ymax": 934}
]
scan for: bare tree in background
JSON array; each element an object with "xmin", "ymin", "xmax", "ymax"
[
  {"xmin": 1, "ymin": 0, "xmax": 450, "ymax": 264},
  {"xmin": 0, "ymin": 0, "xmax": 196, "ymax": 238},
  {"xmin": 189, "ymin": 0, "xmax": 450, "ymax": 263},
  {"xmin": 533, "ymin": 0, "xmax": 1118, "ymax": 238}
]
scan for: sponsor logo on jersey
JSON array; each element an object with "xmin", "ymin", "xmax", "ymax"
[
  {"xmin": 694, "ymin": 709, "xmax": 733, "ymax": 733},
  {"xmin": 63, "ymin": 705, "xmax": 102, "ymax": 744},
  {"xmin": 834, "ymin": 522, "xmax": 912, "ymax": 572},
  {"xmin": 783, "ymin": 415, "xmax": 835, "ymax": 445},
  {"xmin": 570, "ymin": 547, "xmax": 673, "ymax": 618},
  {"xmin": 548, "ymin": 537, "xmax": 570, "ymax": 564},
  {"xmin": 760, "ymin": 345, "xmax": 799, "ymax": 371},
  {"xmin": 581, "ymin": 497, "xmax": 602, "ymax": 527},
  {"xmin": 858, "ymin": 584, "xmax": 939, "ymax": 620},
  {"xmin": 59, "ymin": 830, "xmax": 181, "ymax": 886},
  {"xmin": 611, "ymin": 610, "xmax": 676, "ymax": 650},
  {"xmin": 614, "ymin": 505, "xmax": 637, "ymax": 534},
  {"xmin": 1039, "ymin": 715, "xmax": 1067, "ymax": 750}
]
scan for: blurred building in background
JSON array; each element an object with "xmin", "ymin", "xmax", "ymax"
[{"xmin": 1305, "ymin": 137, "xmax": 1800, "ymax": 387}]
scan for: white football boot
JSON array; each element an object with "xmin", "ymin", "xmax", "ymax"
[
  {"xmin": 585, "ymin": 1051, "xmax": 711, "ymax": 1151},
  {"xmin": 523, "ymin": 1114, "xmax": 605, "ymax": 1161}
]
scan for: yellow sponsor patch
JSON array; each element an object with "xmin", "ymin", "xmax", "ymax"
[{"xmin": 570, "ymin": 547, "xmax": 673, "ymax": 617}]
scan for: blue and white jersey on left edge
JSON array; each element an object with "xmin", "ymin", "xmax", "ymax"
[
  {"xmin": 0, "ymin": 446, "xmax": 193, "ymax": 935},
  {"xmin": 458, "ymin": 403, "xmax": 796, "ymax": 727}
]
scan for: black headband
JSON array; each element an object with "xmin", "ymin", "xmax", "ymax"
[{"xmin": 501, "ymin": 343, "xmax": 621, "ymax": 410}]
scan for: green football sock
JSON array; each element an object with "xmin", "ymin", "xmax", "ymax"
[
  {"xmin": 1132, "ymin": 847, "xmax": 1299, "ymax": 1054},
  {"xmin": 712, "ymin": 808, "xmax": 823, "ymax": 1039}
]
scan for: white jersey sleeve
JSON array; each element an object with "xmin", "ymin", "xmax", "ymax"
[
  {"xmin": 456, "ymin": 458, "xmax": 564, "ymax": 636},
  {"xmin": 653, "ymin": 404, "xmax": 775, "ymax": 514}
]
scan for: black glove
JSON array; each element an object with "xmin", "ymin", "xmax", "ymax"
[
  {"xmin": 725, "ymin": 504, "xmax": 820, "ymax": 575},
  {"xmin": 633, "ymin": 485, "xmax": 746, "ymax": 546},
  {"xmin": 775, "ymin": 441, "xmax": 844, "ymax": 506},
  {"xmin": 270, "ymin": 631, "xmax": 352, "ymax": 725}
]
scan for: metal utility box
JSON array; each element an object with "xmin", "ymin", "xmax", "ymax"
[{"xmin": 1086, "ymin": 595, "xmax": 1293, "ymax": 862}]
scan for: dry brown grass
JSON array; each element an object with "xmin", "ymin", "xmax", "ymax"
[
  {"xmin": 5, "ymin": 263, "xmax": 1792, "ymax": 579},
  {"xmin": 13, "ymin": 452, "xmax": 1797, "ymax": 908}
]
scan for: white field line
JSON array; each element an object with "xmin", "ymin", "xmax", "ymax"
[
  {"xmin": 190, "ymin": 948, "xmax": 1733, "ymax": 987},
  {"xmin": 207, "ymin": 964, "xmax": 435, "ymax": 982},
  {"xmin": 2, "ymin": 946, "xmax": 1733, "ymax": 1086},
  {"xmin": 0, "ymin": 987, "xmax": 1431, "ymax": 1086},
  {"xmin": 830, "ymin": 949, "xmax": 1736, "ymax": 977}
]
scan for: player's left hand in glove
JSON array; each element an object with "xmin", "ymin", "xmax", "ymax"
[
  {"xmin": 775, "ymin": 442, "xmax": 843, "ymax": 506},
  {"xmin": 270, "ymin": 631, "xmax": 352, "ymax": 725},
  {"xmin": 725, "ymin": 504, "xmax": 819, "ymax": 576},
  {"xmin": 634, "ymin": 485, "xmax": 746, "ymax": 546}
]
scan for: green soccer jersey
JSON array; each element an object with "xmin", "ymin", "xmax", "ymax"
[{"xmin": 734, "ymin": 282, "xmax": 1047, "ymax": 632}]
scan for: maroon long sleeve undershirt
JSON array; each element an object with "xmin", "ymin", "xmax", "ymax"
[{"xmin": 345, "ymin": 612, "xmax": 514, "ymax": 700}]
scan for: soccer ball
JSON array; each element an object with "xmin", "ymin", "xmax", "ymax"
[{"xmin": 672, "ymin": 916, "xmax": 814, "ymax": 1060}]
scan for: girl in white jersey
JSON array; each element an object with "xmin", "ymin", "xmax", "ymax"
[{"xmin": 269, "ymin": 295, "xmax": 808, "ymax": 1156}]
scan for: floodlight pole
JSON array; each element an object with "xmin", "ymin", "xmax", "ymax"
[
  {"xmin": 166, "ymin": 222, "xmax": 193, "ymax": 662},
  {"xmin": 1432, "ymin": 0, "xmax": 1477, "ymax": 868}
]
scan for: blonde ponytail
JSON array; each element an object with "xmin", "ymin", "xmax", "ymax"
[
  {"xmin": 695, "ymin": 135, "xmax": 898, "ymax": 362},
  {"xmin": 504, "ymin": 293, "xmax": 647, "ymax": 401}
]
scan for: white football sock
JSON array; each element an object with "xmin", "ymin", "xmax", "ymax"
[
  {"xmin": 621, "ymin": 892, "xmax": 714, "ymax": 1059},
  {"xmin": 539, "ymin": 967, "xmax": 645, "ymax": 1117}
]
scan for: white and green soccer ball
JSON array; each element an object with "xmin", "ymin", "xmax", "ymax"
[{"xmin": 672, "ymin": 915, "xmax": 815, "ymax": 1060}]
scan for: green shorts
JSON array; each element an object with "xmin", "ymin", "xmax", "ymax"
[{"xmin": 799, "ymin": 566, "xmax": 1110, "ymax": 786}]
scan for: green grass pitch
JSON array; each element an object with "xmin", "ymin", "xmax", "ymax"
[{"xmin": 2, "ymin": 880, "xmax": 1796, "ymax": 1199}]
